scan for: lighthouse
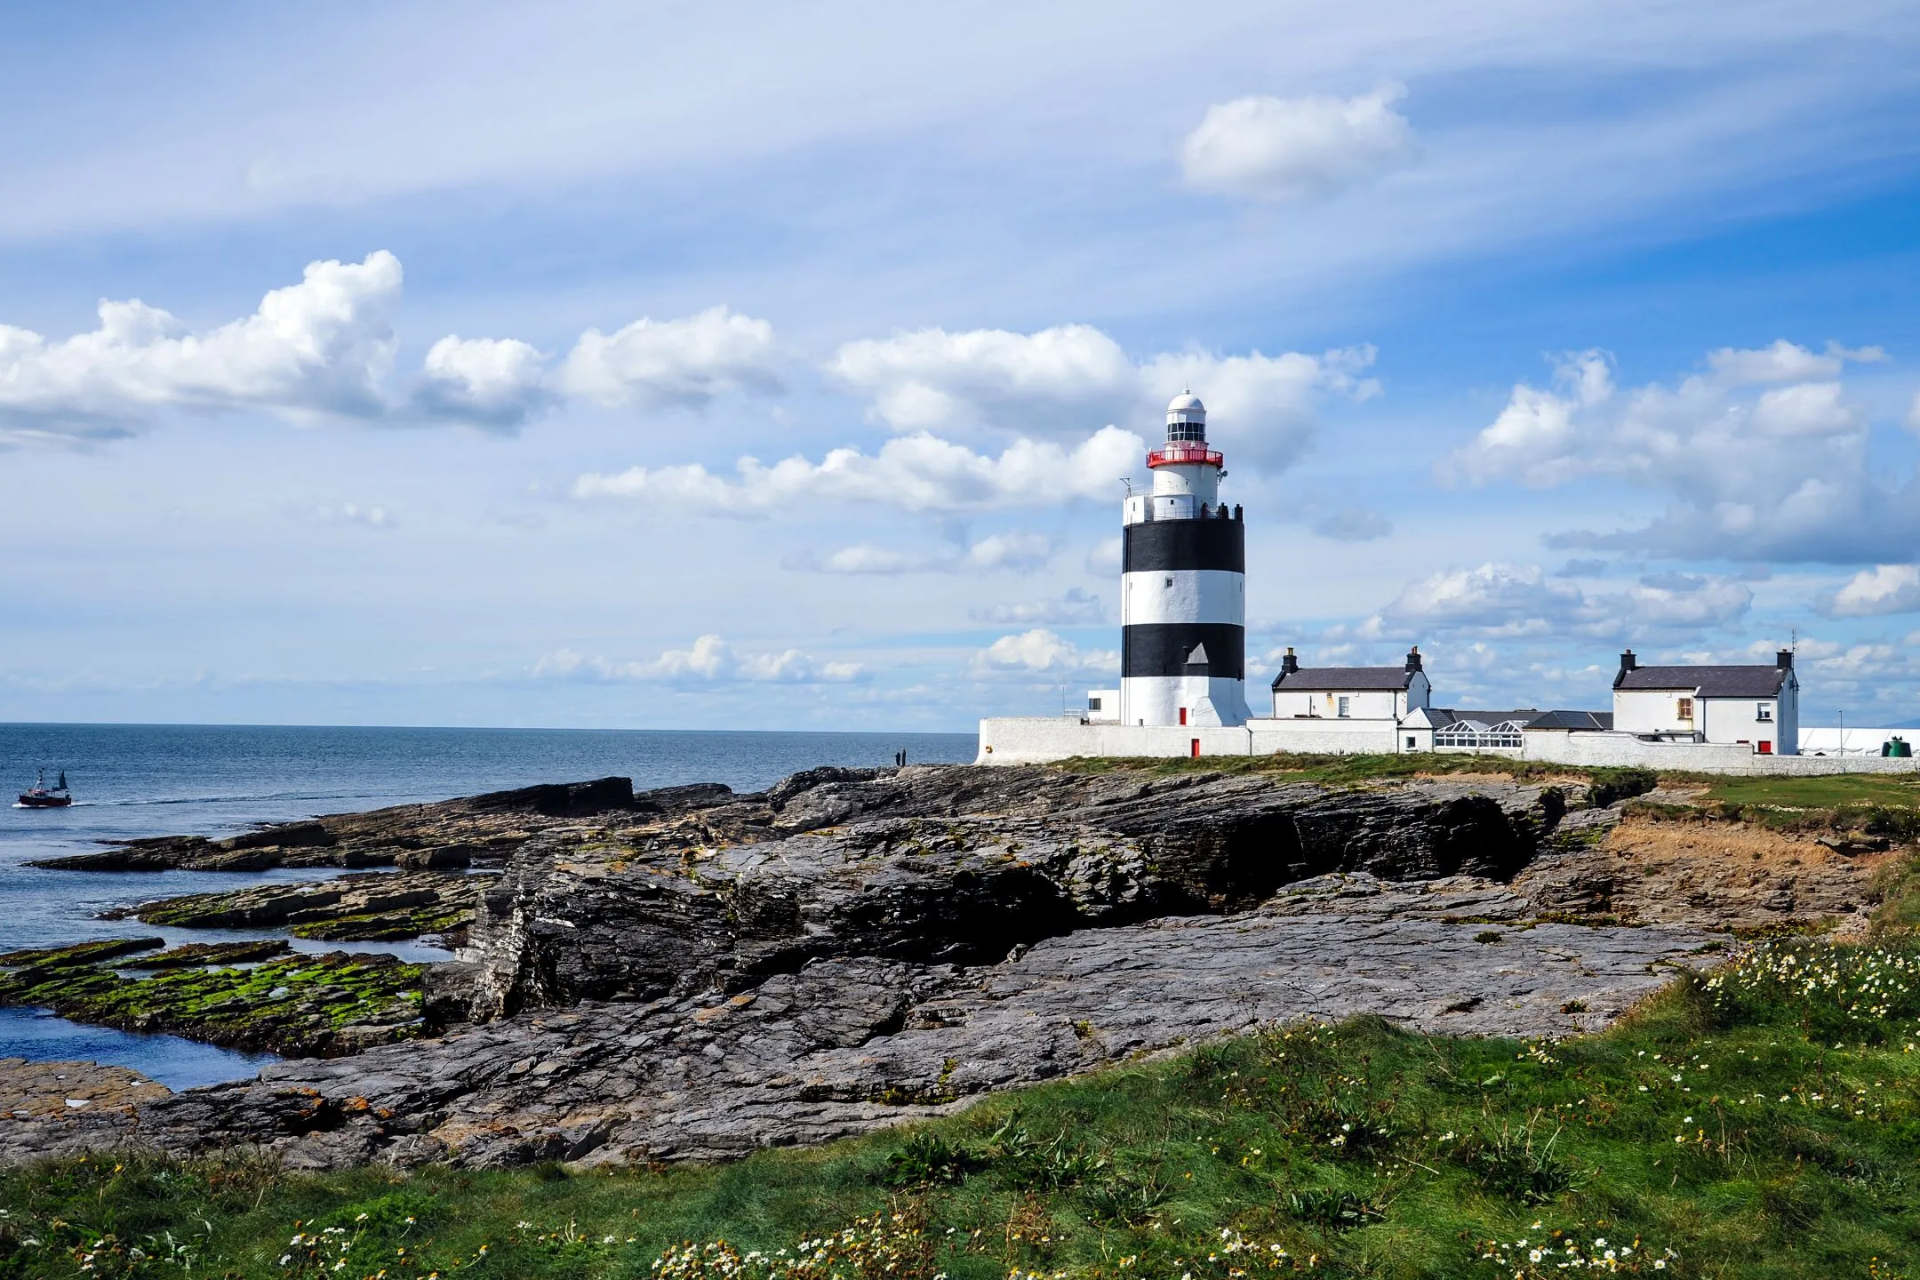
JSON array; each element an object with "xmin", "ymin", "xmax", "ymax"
[{"xmin": 1119, "ymin": 392, "xmax": 1250, "ymax": 728}]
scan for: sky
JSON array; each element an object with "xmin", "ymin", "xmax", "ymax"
[{"xmin": 3, "ymin": 0, "xmax": 1920, "ymax": 733}]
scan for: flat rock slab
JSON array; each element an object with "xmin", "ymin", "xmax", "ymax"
[
  {"xmin": 0, "ymin": 880, "xmax": 1717, "ymax": 1170},
  {"xmin": 0, "ymin": 1058, "xmax": 170, "ymax": 1119}
]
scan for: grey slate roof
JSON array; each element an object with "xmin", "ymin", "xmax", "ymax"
[
  {"xmin": 1428, "ymin": 708, "xmax": 1541, "ymax": 728},
  {"xmin": 1526, "ymin": 709, "xmax": 1615, "ymax": 731},
  {"xmin": 1616, "ymin": 665, "xmax": 1788, "ymax": 697},
  {"xmin": 1271, "ymin": 666, "xmax": 1413, "ymax": 692}
]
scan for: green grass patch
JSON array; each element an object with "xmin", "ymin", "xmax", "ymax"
[{"xmin": 8, "ymin": 944, "xmax": 1920, "ymax": 1278}]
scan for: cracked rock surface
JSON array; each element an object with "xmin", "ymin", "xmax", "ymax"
[{"xmin": 2, "ymin": 764, "xmax": 1737, "ymax": 1169}]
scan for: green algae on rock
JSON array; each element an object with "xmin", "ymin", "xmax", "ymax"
[
  {"xmin": 104, "ymin": 870, "xmax": 486, "ymax": 945},
  {"xmin": 0, "ymin": 942, "xmax": 425, "ymax": 1057}
]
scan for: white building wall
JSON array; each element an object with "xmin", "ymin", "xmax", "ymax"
[
  {"xmin": 1613, "ymin": 687, "xmax": 1696, "ymax": 735},
  {"xmin": 1271, "ymin": 688, "xmax": 1402, "ymax": 720},
  {"xmin": 979, "ymin": 718, "xmax": 1920, "ymax": 774},
  {"xmin": 1698, "ymin": 697, "xmax": 1784, "ymax": 752}
]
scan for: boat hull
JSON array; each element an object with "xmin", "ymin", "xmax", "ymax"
[{"xmin": 17, "ymin": 794, "xmax": 72, "ymax": 808}]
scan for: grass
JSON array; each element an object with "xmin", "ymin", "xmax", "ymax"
[{"xmin": 7, "ymin": 930, "xmax": 1920, "ymax": 1278}]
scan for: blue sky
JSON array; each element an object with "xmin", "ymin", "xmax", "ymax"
[{"xmin": 4, "ymin": 0, "xmax": 1920, "ymax": 731}]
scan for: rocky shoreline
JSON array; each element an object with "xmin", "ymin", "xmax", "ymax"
[{"xmin": 0, "ymin": 761, "xmax": 1887, "ymax": 1170}]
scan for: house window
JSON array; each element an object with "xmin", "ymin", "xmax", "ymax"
[
  {"xmin": 1337, "ymin": 696, "xmax": 1351, "ymax": 718},
  {"xmin": 1088, "ymin": 696, "xmax": 1102, "ymax": 712},
  {"xmin": 1677, "ymin": 697, "xmax": 1695, "ymax": 723},
  {"xmin": 1406, "ymin": 736, "xmax": 1417, "ymax": 750},
  {"xmin": 1756, "ymin": 703, "xmax": 1773, "ymax": 721}
]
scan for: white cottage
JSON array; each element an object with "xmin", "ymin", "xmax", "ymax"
[
  {"xmin": 1269, "ymin": 647, "xmax": 1432, "ymax": 721},
  {"xmin": 1611, "ymin": 649, "xmax": 1799, "ymax": 755}
]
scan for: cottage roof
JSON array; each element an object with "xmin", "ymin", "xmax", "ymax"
[
  {"xmin": 1525, "ymin": 709, "xmax": 1615, "ymax": 731},
  {"xmin": 1616, "ymin": 665, "xmax": 1788, "ymax": 697},
  {"xmin": 1270, "ymin": 666, "xmax": 1414, "ymax": 692}
]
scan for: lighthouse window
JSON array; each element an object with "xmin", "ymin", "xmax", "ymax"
[{"xmin": 1164, "ymin": 577, "xmax": 1172, "ymax": 588}]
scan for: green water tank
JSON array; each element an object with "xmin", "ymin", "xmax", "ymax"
[{"xmin": 1888, "ymin": 736, "xmax": 1912, "ymax": 758}]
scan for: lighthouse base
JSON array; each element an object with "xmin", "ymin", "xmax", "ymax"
[{"xmin": 1120, "ymin": 676, "xmax": 1250, "ymax": 728}]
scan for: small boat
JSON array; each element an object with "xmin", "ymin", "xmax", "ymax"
[{"xmin": 18, "ymin": 769, "xmax": 73, "ymax": 808}]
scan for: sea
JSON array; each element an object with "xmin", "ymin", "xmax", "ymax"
[{"xmin": 0, "ymin": 723, "xmax": 977, "ymax": 1089}]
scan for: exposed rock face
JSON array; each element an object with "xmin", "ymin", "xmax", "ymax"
[
  {"xmin": 0, "ymin": 877, "xmax": 1712, "ymax": 1170},
  {"xmin": 1516, "ymin": 811, "xmax": 1891, "ymax": 932},
  {"xmin": 463, "ymin": 768, "xmax": 1564, "ymax": 1019},
  {"xmin": 103, "ymin": 871, "xmax": 487, "ymax": 943},
  {"xmin": 15, "ymin": 762, "xmax": 1845, "ymax": 1172}
]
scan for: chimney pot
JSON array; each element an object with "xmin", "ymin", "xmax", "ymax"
[
  {"xmin": 1777, "ymin": 648, "xmax": 1794, "ymax": 670},
  {"xmin": 1281, "ymin": 647, "xmax": 1299, "ymax": 675},
  {"xmin": 1405, "ymin": 645, "xmax": 1423, "ymax": 672}
]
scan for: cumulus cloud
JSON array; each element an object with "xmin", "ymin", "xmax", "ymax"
[
  {"xmin": 0, "ymin": 252, "xmax": 401, "ymax": 439},
  {"xmin": 413, "ymin": 335, "xmax": 553, "ymax": 428},
  {"xmin": 555, "ymin": 306, "xmax": 782, "ymax": 409},
  {"xmin": 1825, "ymin": 564, "xmax": 1920, "ymax": 617},
  {"xmin": 572, "ymin": 426, "xmax": 1142, "ymax": 515},
  {"xmin": 0, "ymin": 253, "xmax": 788, "ymax": 440},
  {"xmin": 972, "ymin": 628, "xmax": 1119, "ymax": 676},
  {"xmin": 1180, "ymin": 85, "xmax": 1416, "ymax": 203},
  {"xmin": 534, "ymin": 636, "xmax": 864, "ymax": 683},
  {"xmin": 827, "ymin": 323, "xmax": 1375, "ymax": 469},
  {"xmin": 1442, "ymin": 341, "xmax": 1914, "ymax": 560}
]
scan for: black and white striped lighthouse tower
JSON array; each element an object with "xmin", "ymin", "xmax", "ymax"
[{"xmin": 1119, "ymin": 392, "xmax": 1250, "ymax": 728}]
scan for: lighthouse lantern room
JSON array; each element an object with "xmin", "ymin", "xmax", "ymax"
[{"xmin": 1118, "ymin": 393, "xmax": 1250, "ymax": 728}]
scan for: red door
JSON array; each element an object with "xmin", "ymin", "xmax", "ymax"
[
  {"xmin": 1178, "ymin": 707, "xmax": 1188, "ymax": 726},
  {"xmin": 1190, "ymin": 738, "xmax": 1201, "ymax": 759}
]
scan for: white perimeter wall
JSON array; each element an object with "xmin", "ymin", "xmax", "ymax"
[{"xmin": 979, "ymin": 718, "xmax": 1920, "ymax": 775}]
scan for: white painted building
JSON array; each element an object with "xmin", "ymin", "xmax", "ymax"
[
  {"xmin": 1611, "ymin": 649, "xmax": 1799, "ymax": 755},
  {"xmin": 1267, "ymin": 647, "xmax": 1431, "ymax": 722}
]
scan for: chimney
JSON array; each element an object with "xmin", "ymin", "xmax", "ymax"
[
  {"xmin": 1615, "ymin": 649, "xmax": 1636, "ymax": 689},
  {"xmin": 1777, "ymin": 648, "xmax": 1793, "ymax": 670},
  {"xmin": 1281, "ymin": 647, "xmax": 1299, "ymax": 675},
  {"xmin": 1405, "ymin": 645, "xmax": 1423, "ymax": 673}
]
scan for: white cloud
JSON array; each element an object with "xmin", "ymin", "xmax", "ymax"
[
  {"xmin": 972, "ymin": 628, "xmax": 1118, "ymax": 676},
  {"xmin": 826, "ymin": 323, "xmax": 1374, "ymax": 468},
  {"xmin": 1085, "ymin": 536, "xmax": 1123, "ymax": 575},
  {"xmin": 966, "ymin": 530, "xmax": 1053, "ymax": 570},
  {"xmin": 555, "ymin": 306, "xmax": 781, "ymax": 409},
  {"xmin": 1825, "ymin": 564, "xmax": 1920, "ymax": 617},
  {"xmin": 572, "ymin": 425, "xmax": 1142, "ymax": 515},
  {"xmin": 413, "ymin": 335, "xmax": 552, "ymax": 428},
  {"xmin": 1180, "ymin": 85, "xmax": 1416, "ymax": 203},
  {"xmin": 1372, "ymin": 561, "xmax": 1751, "ymax": 640},
  {"xmin": 786, "ymin": 531, "xmax": 1052, "ymax": 574},
  {"xmin": 971, "ymin": 588, "xmax": 1106, "ymax": 627},
  {"xmin": 306, "ymin": 502, "xmax": 395, "ymax": 530},
  {"xmin": 0, "ymin": 252, "xmax": 401, "ymax": 438},
  {"xmin": 535, "ymin": 635, "xmax": 864, "ymax": 683},
  {"xmin": 1906, "ymin": 389, "xmax": 1920, "ymax": 435},
  {"xmin": 1443, "ymin": 341, "xmax": 1912, "ymax": 560}
]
